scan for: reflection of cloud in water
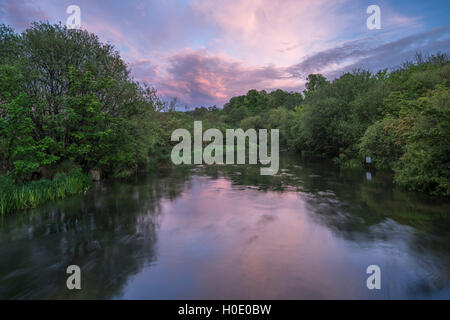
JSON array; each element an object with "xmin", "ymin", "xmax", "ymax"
[
  {"xmin": 257, "ymin": 214, "xmax": 277, "ymax": 226},
  {"xmin": 0, "ymin": 154, "xmax": 449, "ymax": 299}
]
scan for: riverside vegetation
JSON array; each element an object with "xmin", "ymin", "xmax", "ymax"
[{"xmin": 0, "ymin": 22, "xmax": 449, "ymax": 215}]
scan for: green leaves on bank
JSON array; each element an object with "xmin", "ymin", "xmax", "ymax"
[
  {"xmin": 188, "ymin": 54, "xmax": 450, "ymax": 197},
  {"xmin": 0, "ymin": 22, "xmax": 159, "ymax": 182}
]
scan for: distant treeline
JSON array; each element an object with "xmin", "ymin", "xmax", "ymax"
[
  {"xmin": 176, "ymin": 54, "xmax": 450, "ymax": 197},
  {"xmin": 1, "ymin": 22, "xmax": 449, "ymax": 204}
]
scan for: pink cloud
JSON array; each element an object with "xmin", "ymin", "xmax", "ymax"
[
  {"xmin": 1, "ymin": 0, "xmax": 50, "ymax": 30},
  {"xmin": 133, "ymin": 49, "xmax": 302, "ymax": 106},
  {"xmin": 1, "ymin": 0, "xmax": 442, "ymax": 108},
  {"xmin": 192, "ymin": 0, "xmax": 353, "ymax": 66}
]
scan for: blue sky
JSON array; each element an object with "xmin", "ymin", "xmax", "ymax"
[{"xmin": 1, "ymin": 0, "xmax": 449, "ymax": 107}]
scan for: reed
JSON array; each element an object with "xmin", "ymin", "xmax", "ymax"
[{"xmin": 0, "ymin": 171, "xmax": 92, "ymax": 216}]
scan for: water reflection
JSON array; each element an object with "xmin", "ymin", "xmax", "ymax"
[{"xmin": 0, "ymin": 154, "xmax": 448, "ymax": 299}]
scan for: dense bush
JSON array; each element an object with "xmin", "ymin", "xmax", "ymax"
[
  {"xmin": 212, "ymin": 53, "xmax": 449, "ymax": 196},
  {"xmin": 394, "ymin": 85, "xmax": 450, "ymax": 196},
  {"xmin": 0, "ymin": 23, "xmax": 159, "ymax": 181},
  {"xmin": 359, "ymin": 116, "xmax": 406, "ymax": 170}
]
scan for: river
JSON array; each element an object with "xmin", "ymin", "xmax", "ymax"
[{"xmin": 0, "ymin": 153, "xmax": 449, "ymax": 299}]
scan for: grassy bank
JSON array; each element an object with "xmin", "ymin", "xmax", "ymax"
[{"xmin": 0, "ymin": 170, "xmax": 92, "ymax": 216}]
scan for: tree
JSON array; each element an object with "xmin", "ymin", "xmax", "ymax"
[
  {"xmin": 0, "ymin": 22, "xmax": 159, "ymax": 179},
  {"xmin": 394, "ymin": 85, "xmax": 450, "ymax": 196},
  {"xmin": 0, "ymin": 64, "xmax": 59, "ymax": 180},
  {"xmin": 303, "ymin": 74, "xmax": 328, "ymax": 97}
]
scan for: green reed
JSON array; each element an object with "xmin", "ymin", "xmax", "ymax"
[{"xmin": 0, "ymin": 172, "xmax": 92, "ymax": 216}]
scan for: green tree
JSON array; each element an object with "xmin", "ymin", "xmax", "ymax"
[
  {"xmin": 0, "ymin": 22, "xmax": 159, "ymax": 179},
  {"xmin": 394, "ymin": 85, "xmax": 450, "ymax": 196},
  {"xmin": 0, "ymin": 64, "xmax": 59, "ymax": 180}
]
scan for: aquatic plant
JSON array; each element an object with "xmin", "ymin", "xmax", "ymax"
[{"xmin": 0, "ymin": 171, "xmax": 91, "ymax": 216}]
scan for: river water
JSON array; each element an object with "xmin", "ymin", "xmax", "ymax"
[{"xmin": 0, "ymin": 153, "xmax": 449, "ymax": 299}]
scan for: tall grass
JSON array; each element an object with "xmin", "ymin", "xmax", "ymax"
[{"xmin": 0, "ymin": 171, "xmax": 92, "ymax": 216}]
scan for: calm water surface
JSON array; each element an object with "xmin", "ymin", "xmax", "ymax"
[{"xmin": 0, "ymin": 153, "xmax": 449, "ymax": 299}]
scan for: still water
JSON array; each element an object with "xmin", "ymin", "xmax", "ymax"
[{"xmin": 0, "ymin": 153, "xmax": 449, "ymax": 299}]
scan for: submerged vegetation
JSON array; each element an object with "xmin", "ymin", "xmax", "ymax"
[{"xmin": 0, "ymin": 22, "xmax": 449, "ymax": 215}]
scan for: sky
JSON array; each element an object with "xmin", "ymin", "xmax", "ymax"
[{"xmin": 1, "ymin": 0, "xmax": 449, "ymax": 108}]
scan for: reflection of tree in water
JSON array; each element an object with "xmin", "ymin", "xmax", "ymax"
[
  {"xmin": 194, "ymin": 153, "xmax": 450, "ymax": 297},
  {"xmin": 0, "ymin": 155, "xmax": 448, "ymax": 299},
  {"xmin": 0, "ymin": 167, "xmax": 192, "ymax": 299},
  {"xmin": 195, "ymin": 152, "xmax": 450, "ymax": 234}
]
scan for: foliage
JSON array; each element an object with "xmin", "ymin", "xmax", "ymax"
[
  {"xmin": 394, "ymin": 85, "xmax": 450, "ymax": 196},
  {"xmin": 0, "ymin": 169, "xmax": 91, "ymax": 216},
  {"xmin": 1, "ymin": 22, "xmax": 448, "ymax": 200},
  {"xmin": 359, "ymin": 116, "xmax": 406, "ymax": 170},
  {"xmin": 211, "ymin": 53, "xmax": 449, "ymax": 196},
  {"xmin": 0, "ymin": 22, "xmax": 159, "ymax": 181}
]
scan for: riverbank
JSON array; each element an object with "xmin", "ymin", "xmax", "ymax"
[{"xmin": 0, "ymin": 170, "xmax": 92, "ymax": 216}]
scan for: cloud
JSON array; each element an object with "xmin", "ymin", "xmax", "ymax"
[
  {"xmin": 0, "ymin": 0, "xmax": 50, "ymax": 30},
  {"xmin": 286, "ymin": 38, "xmax": 375, "ymax": 78},
  {"xmin": 287, "ymin": 26, "xmax": 450, "ymax": 79},
  {"xmin": 349, "ymin": 26, "xmax": 450, "ymax": 71},
  {"xmin": 135, "ymin": 49, "xmax": 298, "ymax": 106},
  {"xmin": 129, "ymin": 58, "xmax": 157, "ymax": 80},
  {"xmin": 131, "ymin": 26, "xmax": 449, "ymax": 107},
  {"xmin": 192, "ymin": 0, "xmax": 352, "ymax": 66},
  {"xmin": 1, "ymin": 0, "xmax": 448, "ymax": 108}
]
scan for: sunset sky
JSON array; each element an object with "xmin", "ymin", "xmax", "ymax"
[{"xmin": 1, "ymin": 0, "xmax": 449, "ymax": 107}]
